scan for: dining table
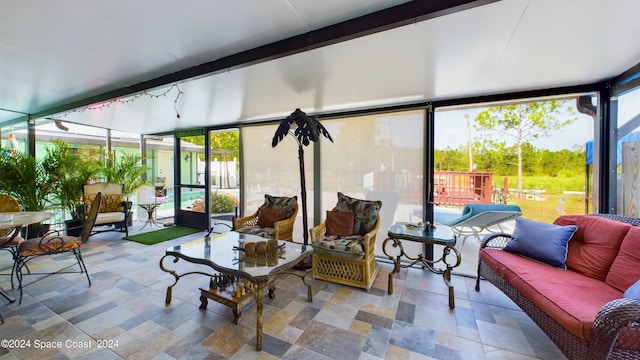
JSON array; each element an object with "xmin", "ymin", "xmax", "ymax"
[{"xmin": 0, "ymin": 211, "xmax": 54, "ymax": 303}]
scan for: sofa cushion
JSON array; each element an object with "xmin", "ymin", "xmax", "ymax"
[
  {"xmin": 257, "ymin": 206, "xmax": 288, "ymax": 228},
  {"xmin": 335, "ymin": 192, "xmax": 381, "ymax": 235},
  {"xmin": 554, "ymin": 215, "xmax": 631, "ymax": 281},
  {"xmin": 95, "ymin": 212, "xmax": 125, "ymax": 225},
  {"xmin": 504, "ymin": 217, "xmax": 577, "ymax": 269},
  {"xmin": 312, "ymin": 235, "xmax": 364, "ymax": 260},
  {"xmin": 481, "ymin": 249, "xmax": 623, "ymax": 341},
  {"xmin": 606, "ymin": 226, "xmax": 640, "ymax": 292},
  {"xmin": 84, "ymin": 182, "xmax": 124, "ymax": 195},
  {"xmin": 19, "ymin": 235, "xmax": 83, "ymax": 256},
  {"xmin": 263, "ymin": 195, "xmax": 297, "ymax": 218},
  {"xmin": 325, "ymin": 210, "xmax": 355, "ymax": 236},
  {"xmin": 102, "ymin": 194, "xmax": 125, "ymax": 212}
]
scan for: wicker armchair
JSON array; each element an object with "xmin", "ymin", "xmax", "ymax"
[
  {"xmin": 310, "ymin": 193, "xmax": 382, "ymax": 291},
  {"xmin": 310, "ymin": 216, "xmax": 380, "ymax": 291},
  {"xmin": 233, "ymin": 195, "xmax": 298, "ymax": 242}
]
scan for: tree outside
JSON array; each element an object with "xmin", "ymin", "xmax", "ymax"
[{"xmin": 474, "ymin": 101, "xmax": 577, "ymax": 192}]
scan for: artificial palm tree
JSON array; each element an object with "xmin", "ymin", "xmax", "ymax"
[{"xmin": 272, "ymin": 108, "xmax": 333, "ymax": 250}]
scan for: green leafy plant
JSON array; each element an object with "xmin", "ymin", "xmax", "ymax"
[
  {"xmin": 100, "ymin": 152, "xmax": 147, "ymax": 199},
  {"xmin": 210, "ymin": 192, "xmax": 238, "ymax": 213},
  {"xmin": 0, "ymin": 148, "xmax": 54, "ymax": 211},
  {"xmin": 44, "ymin": 140, "xmax": 101, "ymax": 220}
]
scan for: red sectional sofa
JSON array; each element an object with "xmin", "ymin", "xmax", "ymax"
[{"xmin": 476, "ymin": 214, "xmax": 640, "ymax": 360}]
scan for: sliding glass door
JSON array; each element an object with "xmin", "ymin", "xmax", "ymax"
[{"xmin": 175, "ymin": 130, "xmax": 208, "ymax": 229}]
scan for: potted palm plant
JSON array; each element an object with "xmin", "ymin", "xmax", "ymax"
[
  {"xmin": 44, "ymin": 140, "xmax": 101, "ymax": 235},
  {"xmin": 100, "ymin": 152, "xmax": 147, "ymax": 225},
  {"xmin": 0, "ymin": 148, "xmax": 55, "ymax": 237}
]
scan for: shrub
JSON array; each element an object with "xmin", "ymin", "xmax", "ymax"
[{"xmin": 211, "ymin": 192, "xmax": 239, "ymax": 213}]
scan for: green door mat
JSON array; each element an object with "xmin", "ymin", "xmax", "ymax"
[{"xmin": 124, "ymin": 226, "xmax": 202, "ymax": 245}]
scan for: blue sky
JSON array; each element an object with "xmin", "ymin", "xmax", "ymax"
[
  {"xmin": 434, "ymin": 92, "xmax": 640, "ymax": 152},
  {"xmin": 435, "ymin": 106, "xmax": 594, "ymax": 151}
]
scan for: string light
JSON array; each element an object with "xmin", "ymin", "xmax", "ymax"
[
  {"xmin": 57, "ymin": 83, "xmax": 183, "ymax": 119},
  {"xmin": 174, "ymin": 84, "xmax": 183, "ymax": 118}
]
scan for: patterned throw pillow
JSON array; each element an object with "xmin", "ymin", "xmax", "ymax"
[
  {"xmin": 263, "ymin": 194, "xmax": 297, "ymax": 218},
  {"xmin": 335, "ymin": 192, "xmax": 382, "ymax": 235},
  {"xmin": 84, "ymin": 193, "xmax": 105, "ymax": 213},
  {"xmin": 102, "ymin": 194, "xmax": 125, "ymax": 212}
]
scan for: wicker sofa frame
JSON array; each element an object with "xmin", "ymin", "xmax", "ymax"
[
  {"xmin": 475, "ymin": 214, "xmax": 640, "ymax": 360},
  {"xmin": 310, "ymin": 216, "xmax": 380, "ymax": 291}
]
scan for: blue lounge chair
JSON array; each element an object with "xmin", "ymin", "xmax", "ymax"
[{"xmin": 434, "ymin": 204, "xmax": 522, "ymax": 245}]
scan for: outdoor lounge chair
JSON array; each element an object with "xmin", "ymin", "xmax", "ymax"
[
  {"xmin": 434, "ymin": 203, "xmax": 522, "ymax": 245},
  {"xmin": 83, "ymin": 183, "xmax": 130, "ymax": 237}
]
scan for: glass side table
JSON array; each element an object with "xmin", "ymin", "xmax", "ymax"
[{"xmin": 383, "ymin": 222, "xmax": 461, "ymax": 309}]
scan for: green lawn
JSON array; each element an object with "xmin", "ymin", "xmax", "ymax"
[
  {"xmin": 509, "ymin": 192, "xmax": 589, "ymax": 223},
  {"xmin": 493, "ymin": 175, "xmax": 589, "ymax": 223}
]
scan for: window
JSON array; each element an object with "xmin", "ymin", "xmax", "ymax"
[
  {"xmin": 615, "ymin": 88, "xmax": 640, "ymax": 216},
  {"xmin": 320, "ymin": 109, "xmax": 425, "ymax": 257},
  {"xmin": 434, "ymin": 96, "xmax": 594, "ymax": 275},
  {"xmin": 143, "ymin": 135, "xmax": 175, "ymax": 221},
  {"xmin": 241, "ymin": 124, "xmax": 314, "ymax": 242}
]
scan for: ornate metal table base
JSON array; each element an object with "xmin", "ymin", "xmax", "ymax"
[
  {"xmin": 159, "ymin": 233, "xmax": 314, "ymax": 350},
  {"xmin": 138, "ymin": 203, "xmax": 163, "ymax": 229},
  {"xmin": 383, "ymin": 223, "xmax": 461, "ymax": 309}
]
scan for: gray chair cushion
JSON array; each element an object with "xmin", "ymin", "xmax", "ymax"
[
  {"xmin": 312, "ymin": 235, "xmax": 365, "ymax": 261},
  {"xmin": 236, "ymin": 225, "xmax": 274, "ymax": 239}
]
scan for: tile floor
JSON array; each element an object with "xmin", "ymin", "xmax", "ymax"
[{"xmin": 0, "ymin": 222, "xmax": 567, "ymax": 360}]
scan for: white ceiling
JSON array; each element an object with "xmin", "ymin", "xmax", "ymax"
[{"xmin": 1, "ymin": 0, "xmax": 639, "ymax": 134}]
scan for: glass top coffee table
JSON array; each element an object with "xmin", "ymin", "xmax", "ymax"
[
  {"xmin": 383, "ymin": 222, "xmax": 461, "ymax": 309},
  {"xmin": 159, "ymin": 231, "xmax": 313, "ymax": 350}
]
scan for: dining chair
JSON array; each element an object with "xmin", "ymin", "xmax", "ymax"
[
  {"xmin": 15, "ymin": 192, "xmax": 102, "ymax": 304},
  {"xmin": 0, "ymin": 194, "xmax": 24, "ymax": 289},
  {"xmin": 0, "ymin": 194, "xmax": 22, "ymax": 322}
]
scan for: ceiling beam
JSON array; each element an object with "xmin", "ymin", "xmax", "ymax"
[
  {"xmin": 32, "ymin": 0, "xmax": 499, "ymax": 120},
  {"xmin": 611, "ymin": 61, "xmax": 640, "ymax": 96}
]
